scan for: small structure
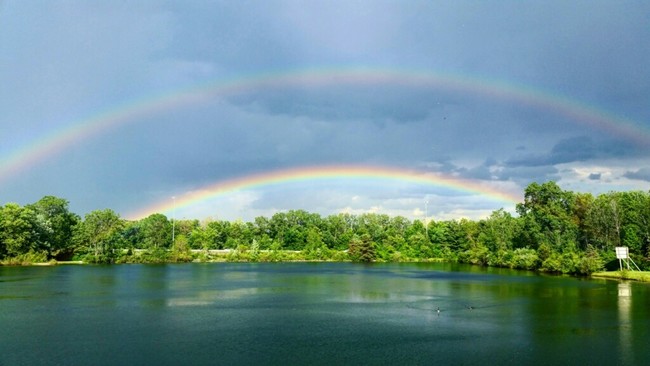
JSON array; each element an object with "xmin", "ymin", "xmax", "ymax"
[{"xmin": 615, "ymin": 247, "xmax": 641, "ymax": 271}]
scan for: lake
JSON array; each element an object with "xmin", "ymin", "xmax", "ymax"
[{"xmin": 1, "ymin": 262, "xmax": 649, "ymax": 365}]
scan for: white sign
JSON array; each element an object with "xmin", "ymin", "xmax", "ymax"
[{"xmin": 615, "ymin": 247, "xmax": 629, "ymax": 259}]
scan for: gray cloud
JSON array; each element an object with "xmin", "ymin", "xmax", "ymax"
[
  {"xmin": 506, "ymin": 136, "xmax": 641, "ymax": 167},
  {"xmin": 624, "ymin": 168, "xmax": 650, "ymax": 182},
  {"xmin": 228, "ymin": 85, "xmax": 446, "ymax": 123}
]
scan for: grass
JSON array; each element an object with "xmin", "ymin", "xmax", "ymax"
[{"xmin": 591, "ymin": 270, "xmax": 650, "ymax": 282}]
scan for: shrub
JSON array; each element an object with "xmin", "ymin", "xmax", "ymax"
[
  {"xmin": 1, "ymin": 250, "xmax": 49, "ymax": 265},
  {"xmin": 576, "ymin": 246, "xmax": 603, "ymax": 274},
  {"xmin": 487, "ymin": 250, "xmax": 513, "ymax": 268},
  {"xmin": 512, "ymin": 248, "xmax": 539, "ymax": 270},
  {"xmin": 541, "ymin": 252, "xmax": 563, "ymax": 273},
  {"xmin": 458, "ymin": 246, "xmax": 489, "ymax": 265}
]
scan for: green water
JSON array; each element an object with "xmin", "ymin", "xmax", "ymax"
[{"xmin": 1, "ymin": 263, "xmax": 649, "ymax": 365}]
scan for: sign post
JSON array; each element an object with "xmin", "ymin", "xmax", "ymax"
[
  {"xmin": 616, "ymin": 247, "xmax": 629, "ymax": 271},
  {"xmin": 615, "ymin": 247, "xmax": 640, "ymax": 271}
]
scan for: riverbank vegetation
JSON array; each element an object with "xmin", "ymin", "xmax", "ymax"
[
  {"xmin": 2, "ymin": 182, "xmax": 650, "ymax": 275},
  {"xmin": 591, "ymin": 270, "xmax": 650, "ymax": 282}
]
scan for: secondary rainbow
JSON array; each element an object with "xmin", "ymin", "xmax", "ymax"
[
  {"xmin": 127, "ymin": 164, "xmax": 522, "ymax": 220},
  {"xmin": 2, "ymin": 66, "xmax": 649, "ymax": 183}
]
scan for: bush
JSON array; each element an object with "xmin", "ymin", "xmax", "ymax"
[
  {"xmin": 1, "ymin": 250, "xmax": 49, "ymax": 265},
  {"xmin": 458, "ymin": 246, "xmax": 489, "ymax": 265},
  {"xmin": 487, "ymin": 250, "xmax": 513, "ymax": 268},
  {"xmin": 560, "ymin": 251, "xmax": 580, "ymax": 274},
  {"xmin": 540, "ymin": 252, "xmax": 563, "ymax": 273},
  {"xmin": 348, "ymin": 234, "xmax": 376, "ymax": 262},
  {"xmin": 576, "ymin": 246, "xmax": 603, "ymax": 274},
  {"xmin": 512, "ymin": 248, "xmax": 539, "ymax": 270}
]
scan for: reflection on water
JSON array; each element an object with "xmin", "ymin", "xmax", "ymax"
[
  {"xmin": 166, "ymin": 288, "xmax": 260, "ymax": 307},
  {"xmin": 1, "ymin": 263, "xmax": 650, "ymax": 365},
  {"xmin": 618, "ymin": 282, "xmax": 632, "ymax": 365}
]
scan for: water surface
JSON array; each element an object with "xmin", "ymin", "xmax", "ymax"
[{"xmin": 1, "ymin": 263, "xmax": 648, "ymax": 365}]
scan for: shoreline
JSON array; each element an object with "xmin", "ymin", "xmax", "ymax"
[
  {"xmin": 7, "ymin": 258, "xmax": 650, "ymax": 283},
  {"xmin": 591, "ymin": 271, "xmax": 650, "ymax": 282}
]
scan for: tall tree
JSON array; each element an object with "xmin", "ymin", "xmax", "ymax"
[
  {"xmin": 348, "ymin": 233, "xmax": 376, "ymax": 262},
  {"xmin": 479, "ymin": 209, "xmax": 518, "ymax": 252},
  {"xmin": 28, "ymin": 196, "xmax": 79, "ymax": 258},
  {"xmin": 139, "ymin": 213, "xmax": 172, "ymax": 249},
  {"xmin": 73, "ymin": 209, "xmax": 124, "ymax": 263},
  {"xmin": 0, "ymin": 203, "xmax": 39, "ymax": 256},
  {"xmin": 516, "ymin": 182, "xmax": 578, "ymax": 251}
]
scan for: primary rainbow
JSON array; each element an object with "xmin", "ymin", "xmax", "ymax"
[
  {"xmin": 126, "ymin": 164, "xmax": 522, "ymax": 220},
  {"xmin": 2, "ymin": 66, "xmax": 649, "ymax": 183}
]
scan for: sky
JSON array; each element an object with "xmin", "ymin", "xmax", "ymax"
[{"xmin": 1, "ymin": 0, "xmax": 649, "ymax": 222}]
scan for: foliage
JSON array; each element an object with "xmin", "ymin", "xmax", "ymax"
[
  {"xmin": 511, "ymin": 248, "xmax": 540, "ymax": 270},
  {"xmin": 28, "ymin": 196, "xmax": 80, "ymax": 259},
  {"xmin": 1, "ymin": 250, "xmax": 49, "ymax": 266},
  {"xmin": 348, "ymin": 234, "xmax": 376, "ymax": 262},
  {"xmin": 1, "ymin": 186, "xmax": 648, "ymax": 276},
  {"xmin": 592, "ymin": 270, "xmax": 650, "ymax": 282},
  {"xmin": 0, "ymin": 203, "xmax": 39, "ymax": 256},
  {"xmin": 139, "ymin": 213, "xmax": 172, "ymax": 249},
  {"xmin": 72, "ymin": 209, "xmax": 124, "ymax": 263}
]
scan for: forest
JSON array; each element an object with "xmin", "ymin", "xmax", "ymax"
[{"xmin": 1, "ymin": 181, "xmax": 649, "ymax": 275}]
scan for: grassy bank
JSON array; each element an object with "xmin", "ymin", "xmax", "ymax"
[{"xmin": 591, "ymin": 270, "xmax": 650, "ymax": 282}]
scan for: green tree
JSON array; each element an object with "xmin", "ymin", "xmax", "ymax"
[
  {"xmin": 304, "ymin": 227, "xmax": 329, "ymax": 260},
  {"xmin": 585, "ymin": 193, "xmax": 621, "ymax": 251},
  {"xmin": 227, "ymin": 220, "xmax": 253, "ymax": 248},
  {"xmin": 0, "ymin": 205, "xmax": 5, "ymax": 258},
  {"xmin": 516, "ymin": 182, "xmax": 578, "ymax": 251},
  {"xmin": 28, "ymin": 196, "xmax": 79, "ymax": 258},
  {"xmin": 618, "ymin": 191, "xmax": 650, "ymax": 255},
  {"xmin": 0, "ymin": 203, "xmax": 39, "ymax": 257},
  {"xmin": 324, "ymin": 213, "xmax": 355, "ymax": 250},
  {"xmin": 139, "ymin": 213, "xmax": 172, "ymax": 249},
  {"xmin": 348, "ymin": 233, "xmax": 376, "ymax": 262},
  {"xmin": 73, "ymin": 209, "xmax": 124, "ymax": 263},
  {"xmin": 479, "ymin": 209, "xmax": 518, "ymax": 253}
]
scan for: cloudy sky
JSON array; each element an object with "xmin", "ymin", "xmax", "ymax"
[{"xmin": 1, "ymin": 1, "xmax": 649, "ymax": 222}]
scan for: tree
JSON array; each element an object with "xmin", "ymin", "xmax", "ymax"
[
  {"xmin": 618, "ymin": 191, "xmax": 650, "ymax": 255},
  {"xmin": 28, "ymin": 196, "xmax": 79, "ymax": 258},
  {"xmin": 227, "ymin": 220, "xmax": 253, "ymax": 248},
  {"xmin": 348, "ymin": 233, "xmax": 376, "ymax": 262},
  {"xmin": 479, "ymin": 209, "xmax": 518, "ymax": 252},
  {"xmin": 304, "ymin": 227, "xmax": 329, "ymax": 260},
  {"xmin": 0, "ymin": 203, "xmax": 39, "ymax": 257},
  {"xmin": 516, "ymin": 182, "xmax": 578, "ymax": 251},
  {"xmin": 139, "ymin": 213, "xmax": 172, "ymax": 249},
  {"xmin": 324, "ymin": 214, "xmax": 355, "ymax": 250},
  {"xmin": 73, "ymin": 209, "xmax": 124, "ymax": 263},
  {"xmin": 0, "ymin": 205, "xmax": 5, "ymax": 258},
  {"xmin": 585, "ymin": 193, "xmax": 621, "ymax": 251}
]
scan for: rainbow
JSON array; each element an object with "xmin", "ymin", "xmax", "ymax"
[
  {"xmin": 2, "ymin": 66, "xmax": 649, "ymax": 184},
  {"xmin": 126, "ymin": 164, "xmax": 522, "ymax": 220}
]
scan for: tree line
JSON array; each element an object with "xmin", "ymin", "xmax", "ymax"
[{"xmin": 1, "ymin": 182, "xmax": 649, "ymax": 274}]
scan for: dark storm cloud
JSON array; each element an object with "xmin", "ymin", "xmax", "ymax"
[
  {"xmin": 460, "ymin": 162, "xmax": 496, "ymax": 181},
  {"xmin": 506, "ymin": 136, "xmax": 641, "ymax": 168},
  {"xmin": 624, "ymin": 168, "xmax": 650, "ymax": 182},
  {"xmin": 588, "ymin": 173, "xmax": 602, "ymax": 181},
  {"xmin": 228, "ymin": 85, "xmax": 445, "ymax": 123},
  {"xmin": 497, "ymin": 165, "xmax": 560, "ymax": 185}
]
